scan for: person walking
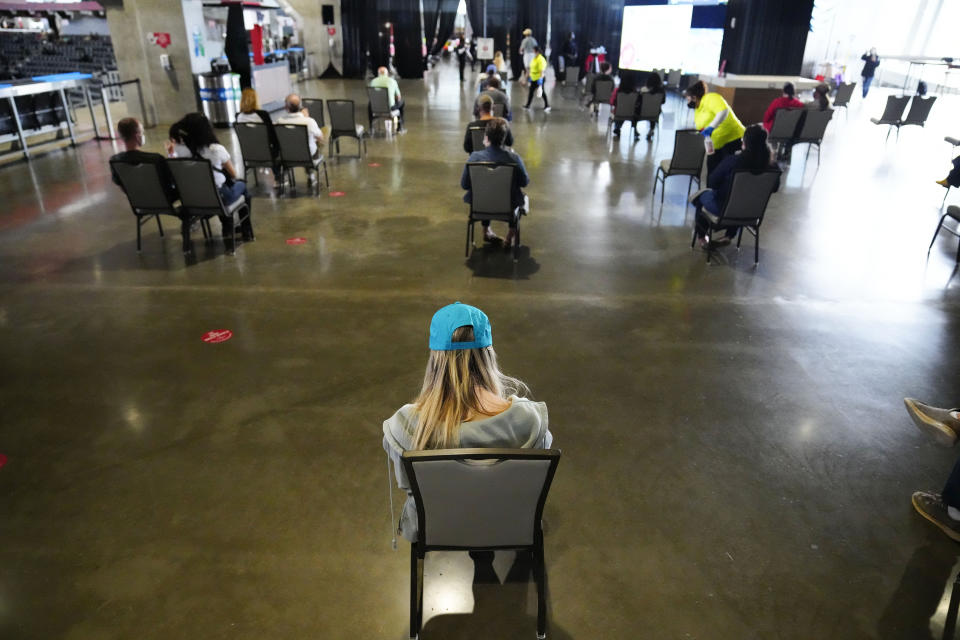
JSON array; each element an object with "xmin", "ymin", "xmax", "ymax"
[
  {"xmin": 523, "ymin": 46, "xmax": 550, "ymax": 112},
  {"xmin": 518, "ymin": 28, "xmax": 538, "ymax": 84},
  {"xmin": 861, "ymin": 48, "xmax": 880, "ymax": 98}
]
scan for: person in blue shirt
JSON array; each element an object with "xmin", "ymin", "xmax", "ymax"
[{"xmin": 461, "ymin": 117, "xmax": 529, "ymax": 249}]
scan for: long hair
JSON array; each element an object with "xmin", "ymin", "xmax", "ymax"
[
  {"xmin": 412, "ymin": 326, "xmax": 528, "ymax": 450},
  {"xmin": 812, "ymin": 83, "xmax": 830, "ymax": 111},
  {"xmin": 175, "ymin": 112, "xmax": 219, "ymax": 157},
  {"xmin": 645, "ymin": 72, "xmax": 664, "ymax": 93},
  {"xmin": 239, "ymin": 88, "xmax": 260, "ymax": 114},
  {"xmin": 684, "ymin": 80, "xmax": 708, "ymax": 100},
  {"xmin": 740, "ymin": 123, "xmax": 773, "ymax": 173}
]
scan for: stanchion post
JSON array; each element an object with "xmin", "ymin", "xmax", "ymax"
[
  {"xmin": 135, "ymin": 79, "xmax": 151, "ymax": 129},
  {"xmin": 8, "ymin": 95, "xmax": 29, "ymax": 160},
  {"xmin": 100, "ymin": 84, "xmax": 115, "ymax": 139},
  {"xmin": 58, "ymin": 87, "xmax": 77, "ymax": 146},
  {"xmin": 83, "ymin": 84, "xmax": 102, "ymax": 139}
]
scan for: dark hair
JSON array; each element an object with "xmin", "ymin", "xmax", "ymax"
[
  {"xmin": 600, "ymin": 61, "xmax": 611, "ymax": 74},
  {"xmin": 684, "ymin": 80, "xmax": 708, "ymax": 100},
  {"xmin": 484, "ymin": 117, "xmax": 509, "ymax": 147},
  {"xmin": 477, "ymin": 94, "xmax": 493, "ymax": 114},
  {"xmin": 487, "ymin": 75, "xmax": 500, "ymax": 89},
  {"xmin": 740, "ymin": 124, "xmax": 773, "ymax": 173},
  {"xmin": 618, "ymin": 73, "xmax": 637, "ymax": 94},
  {"xmin": 645, "ymin": 72, "xmax": 663, "ymax": 93},
  {"xmin": 533, "ymin": 45, "xmax": 541, "ymax": 54},
  {"xmin": 172, "ymin": 112, "xmax": 219, "ymax": 156},
  {"xmin": 117, "ymin": 117, "xmax": 140, "ymax": 142},
  {"xmin": 812, "ymin": 83, "xmax": 830, "ymax": 110},
  {"xmin": 782, "ymin": 82, "xmax": 795, "ymax": 97}
]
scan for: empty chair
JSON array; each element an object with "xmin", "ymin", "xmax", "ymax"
[
  {"xmin": 691, "ymin": 170, "xmax": 781, "ymax": 264},
  {"xmin": 666, "ymin": 68, "xmax": 682, "ymax": 91},
  {"xmin": 608, "ymin": 91, "xmax": 639, "ymax": 136},
  {"xmin": 653, "ymin": 129, "xmax": 706, "ymax": 214},
  {"xmin": 327, "ymin": 99, "xmax": 367, "ymax": 158},
  {"xmin": 928, "ymin": 206, "xmax": 960, "ymax": 263},
  {"xmin": 110, "ymin": 159, "xmax": 209, "ymax": 253},
  {"xmin": 234, "ymin": 122, "xmax": 280, "ymax": 185},
  {"xmin": 465, "ymin": 162, "xmax": 526, "ymax": 261},
  {"xmin": 167, "ymin": 158, "xmax": 252, "ymax": 256},
  {"xmin": 766, "ymin": 108, "xmax": 804, "ymax": 152},
  {"xmin": 870, "ymin": 95, "xmax": 910, "ymax": 141},
  {"xmin": 793, "ymin": 109, "xmax": 833, "ymax": 166},
  {"xmin": 832, "ymin": 82, "xmax": 856, "ymax": 117},
  {"xmin": 367, "ymin": 86, "xmax": 397, "ymax": 134},
  {"xmin": 275, "ymin": 123, "xmax": 329, "ymax": 195},
  {"xmin": 563, "ymin": 65, "xmax": 579, "ymax": 87},
  {"xmin": 467, "ymin": 125, "xmax": 486, "ymax": 153},
  {"xmin": 401, "ymin": 448, "xmax": 561, "ymax": 640},
  {"xmin": 301, "ymin": 98, "xmax": 324, "ymax": 128},
  {"xmin": 590, "ymin": 77, "xmax": 614, "ymax": 116},
  {"xmin": 900, "ymin": 95, "xmax": 936, "ymax": 129}
]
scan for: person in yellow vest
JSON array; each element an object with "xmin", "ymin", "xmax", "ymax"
[
  {"xmin": 522, "ymin": 46, "xmax": 550, "ymax": 112},
  {"xmin": 683, "ymin": 80, "xmax": 745, "ymax": 174}
]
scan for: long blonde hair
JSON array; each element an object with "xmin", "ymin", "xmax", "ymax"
[
  {"xmin": 412, "ymin": 325, "xmax": 528, "ymax": 450},
  {"xmin": 493, "ymin": 51, "xmax": 505, "ymax": 68},
  {"xmin": 239, "ymin": 88, "xmax": 260, "ymax": 114}
]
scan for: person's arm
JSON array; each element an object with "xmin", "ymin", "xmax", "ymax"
[
  {"xmin": 505, "ymin": 129, "xmax": 514, "ymax": 148},
  {"xmin": 763, "ymin": 100, "xmax": 778, "ymax": 131},
  {"xmin": 221, "ymin": 159, "xmax": 238, "ymax": 180},
  {"xmin": 703, "ymin": 108, "xmax": 728, "ymax": 136},
  {"xmin": 514, "ymin": 154, "xmax": 530, "ymax": 187},
  {"xmin": 461, "ymin": 161, "xmax": 472, "ymax": 190},
  {"xmin": 707, "ymin": 155, "xmax": 735, "ymax": 188},
  {"xmin": 463, "ymin": 126, "xmax": 472, "ymax": 154}
]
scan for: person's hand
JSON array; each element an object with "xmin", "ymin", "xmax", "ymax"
[
  {"xmin": 164, "ymin": 139, "xmax": 175, "ymax": 156},
  {"xmin": 702, "ymin": 126, "xmax": 715, "ymax": 138},
  {"xmin": 301, "ymin": 108, "xmax": 309, "ymax": 117}
]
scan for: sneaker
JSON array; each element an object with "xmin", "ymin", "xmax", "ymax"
[
  {"xmin": 544, "ymin": 107, "xmax": 551, "ymax": 113},
  {"xmin": 912, "ymin": 491, "xmax": 960, "ymax": 542},
  {"xmin": 904, "ymin": 398, "xmax": 959, "ymax": 447},
  {"xmin": 937, "ymin": 178, "xmax": 950, "ymax": 188}
]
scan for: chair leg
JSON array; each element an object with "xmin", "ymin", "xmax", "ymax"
[
  {"xmin": 323, "ymin": 160, "xmax": 330, "ymax": 188},
  {"xmin": 222, "ymin": 216, "xmax": 236, "ymax": 255},
  {"xmin": 156, "ymin": 215, "xmax": 164, "ymax": 237},
  {"xmin": 929, "ymin": 215, "xmax": 947, "ymax": 254},
  {"xmin": 533, "ymin": 541, "xmax": 547, "ymax": 640},
  {"xmin": 466, "ymin": 220, "xmax": 472, "ymax": 257},
  {"xmin": 409, "ymin": 545, "xmax": 419, "ymax": 639},
  {"xmin": 944, "ymin": 569, "xmax": 960, "ymax": 640},
  {"xmin": 136, "ymin": 217, "xmax": 142, "ymax": 252},
  {"xmin": 754, "ymin": 228, "xmax": 761, "ymax": 265},
  {"xmin": 513, "ymin": 223, "xmax": 521, "ymax": 262},
  {"xmin": 736, "ymin": 227, "xmax": 744, "ymax": 248},
  {"xmin": 942, "ymin": 187, "xmax": 950, "ymax": 208}
]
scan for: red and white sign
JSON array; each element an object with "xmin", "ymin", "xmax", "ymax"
[
  {"xmin": 327, "ymin": 27, "xmax": 337, "ymax": 36},
  {"xmin": 330, "ymin": 191, "xmax": 346, "ymax": 197},
  {"xmin": 286, "ymin": 237, "xmax": 308, "ymax": 245},
  {"xmin": 201, "ymin": 329, "xmax": 233, "ymax": 344},
  {"xmin": 148, "ymin": 32, "xmax": 172, "ymax": 48}
]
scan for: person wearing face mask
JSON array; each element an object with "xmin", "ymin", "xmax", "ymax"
[
  {"xmin": 860, "ymin": 48, "xmax": 880, "ymax": 98},
  {"xmin": 110, "ymin": 117, "xmax": 177, "ymax": 203},
  {"xmin": 684, "ymin": 80, "xmax": 746, "ymax": 174}
]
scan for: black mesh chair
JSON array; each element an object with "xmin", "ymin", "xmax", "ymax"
[
  {"xmin": 927, "ymin": 205, "xmax": 960, "ymax": 264},
  {"xmin": 589, "ymin": 77, "xmax": 614, "ymax": 117},
  {"xmin": 793, "ymin": 109, "xmax": 833, "ymax": 166},
  {"xmin": 767, "ymin": 108, "xmax": 804, "ymax": 155},
  {"xmin": 465, "ymin": 162, "xmax": 526, "ymax": 261},
  {"xmin": 234, "ymin": 122, "xmax": 280, "ymax": 186},
  {"xmin": 870, "ymin": 95, "xmax": 911, "ymax": 141},
  {"xmin": 275, "ymin": 123, "xmax": 329, "ymax": 195},
  {"xmin": 327, "ymin": 99, "xmax": 367, "ymax": 158},
  {"xmin": 637, "ymin": 91, "xmax": 664, "ymax": 140},
  {"xmin": 301, "ymin": 98, "xmax": 324, "ymax": 128},
  {"xmin": 401, "ymin": 448, "xmax": 561, "ymax": 640},
  {"xmin": 110, "ymin": 159, "xmax": 211, "ymax": 253},
  {"xmin": 367, "ymin": 86, "xmax": 397, "ymax": 134},
  {"xmin": 467, "ymin": 125, "xmax": 486, "ymax": 153},
  {"xmin": 900, "ymin": 95, "xmax": 936, "ymax": 130},
  {"xmin": 832, "ymin": 82, "xmax": 855, "ymax": 118},
  {"xmin": 167, "ymin": 159, "xmax": 252, "ymax": 256},
  {"xmin": 653, "ymin": 129, "xmax": 706, "ymax": 215},
  {"xmin": 691, "ymin": 170, "xmax": 781, "ymax": 265},
  {"xmin": 607, "ymin": 91, "xmax": 639, "ymax": 136}
]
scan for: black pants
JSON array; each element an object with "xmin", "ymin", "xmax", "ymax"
[
  {"xmin": 524, "ymin": 80, "xmax": 548, "ymax": 109},
  {"xmin": 948, "ymin": 156, "xmax": 960, "ymax": 187},
  {"xmin": 458, "ymin": 56, "xmax": 466, "ymax": 81},
  {"xmin": 944, "ymin": 456, "xmax": 960, "ymax": 509},
  {"xmin": 707, "ymin": 138, "xmax": 742, "ymax": 175}
]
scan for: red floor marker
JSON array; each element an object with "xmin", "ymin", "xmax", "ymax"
[
  {"xmin": 201, "ymin": 329, "xmax": 233, "ymax": 344},
  {"xmin": 368, "ymin": 162, "xmax": 381, "ymax": 167},
  {"xmin": 330, "ymin": 191, "xmax": 346, "ymax": 197},
  {"xmin": 286, "ymin": 237, "xmax": 308, "ymax": 245},
  {"xmin": 0, "ymin": 453, "xmax": 6, "ymax": 469}
]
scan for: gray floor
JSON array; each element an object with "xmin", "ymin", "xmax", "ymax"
[{"xmin": 2, "ymin": 63, "xmax": 960, "ymax": 639}]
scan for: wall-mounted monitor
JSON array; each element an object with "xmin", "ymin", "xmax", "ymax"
[{"xmin": 619, "ymin": 1, "xmax": 726, "ymax": 75}]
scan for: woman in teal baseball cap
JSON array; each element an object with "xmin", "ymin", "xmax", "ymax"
[{"xmin": 382, "ymin": 302, "xmax": 553, "ymax": 541}]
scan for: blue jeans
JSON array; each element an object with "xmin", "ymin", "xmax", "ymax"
[
  {"xmin": 220, "ymin": 180, "xmax": 248, "ymax": 206},
  {"xmin": 695, "ymin": 189, "xmax": 736, "ymax": 239},
  {"xmin": 862, "ymin": 76, "xmax": 873, "ymax": 97},
  {"xmin": 218, "ymin": 180, "xmax": 253, "ymax": 240}
]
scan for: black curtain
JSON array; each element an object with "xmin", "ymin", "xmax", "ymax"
[
  {"xmin": 342, "ymin": 0, "xmax": 424, "ymax": 79},
  {"xmin": 719, "ymin": 0, "xmax": 813, "ymax": 75},
  {"xmin": 427, "ymin": 0, "xmax": 459, "ymax": 55},
  {"xmin": 342, "ymin": 0, "xmax": 376, "ymax": 78},
  {"xmin": 550, "ymin": 0, "xmax": 624, "ymax": 74},
  {"xmin": 483, "ymin": 0, "xmax": 515, "ymax": 69},
  {"xmin": 508, "ymin": 0, "xmax": 548, "ymax": 80},
  {"xmin": 224, "ymin": 5, "xmax": 251, "ymax": 88},
  {"xmin": 466, "ymin": 0, "xmax": 483, "ymax": 37}
]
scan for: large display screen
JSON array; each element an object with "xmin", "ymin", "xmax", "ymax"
[{"xmin": 619, "ymin": 2, "xmax": 726, "ymax": 75}]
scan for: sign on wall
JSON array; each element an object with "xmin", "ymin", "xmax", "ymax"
[
  {"xmin": 148, "ymin": 32, "xmax": 171, "ymax": 48},
  {"xmin": 476, "ymin": 37, "xmax": 494, "ymax": 60}
]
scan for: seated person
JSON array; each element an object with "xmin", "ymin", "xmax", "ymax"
[
  {"xmin": 464, "ymin": 95, "xmax": 514, "ymax": 153},
  {"xmin": 461, "ymin": 118, "xmax": 529, "ymax": 248},
  {"xmin": 610, "ymin": 74, "xmax": 640, "ymax": 139},
  {"xmin": 693, "ymin": 124, "xmax": 781, "ymax": 248},
  {"xmin": 369, "ymin": 66, "xmax": 405, "ymax": 131},
  {"xmin": 473, "ymin": 75, "xmax": 511, "ymax": 120},
  {"xmin": 276, "ymin": 93, "xmax": 324, "ymax": 160},
  {"xmin": 236, "ymin": 88, "xmax": 281, "ymax": 181},
  {"xmin": 805, "ymin": 83, "xmax": 832, "ymax": 111},
  {"xmin": 639, "ymin": 72, "xmax": 666, "ymax": 141},
  {"xmin": 477, "ymin": 64, "xmax": 498, "ymax": 93},
  {"xmin": 762, "ymin": 82, "xmax": 804, "ymax": 132},
  {"xmin": 382, "ymin": 302, "xmax": 553, "ymax": 542},
  {"xmin": 586, "ymin": 61, "xmax": 614, "ymax": 112},
  {"xmin": 937, "ymin": 156, "xmax": 960, "ymax": 189},
  {"xmin": 110, "ymin": 117, "xmax": 176, "ymax": 203}
]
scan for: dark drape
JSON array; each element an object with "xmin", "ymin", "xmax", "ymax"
[
  {"xmin": 551, "ymin": 0, "xmax": 624, "ymax": 73},
  {"xmin": 224, "ymin": 5, "xmax": 251, "ymax": 88},
  {"xmin": 342, "ymin": 0, "xmax": 376, "ymax": 78},
  {"xmin": 427, "ymin": 0, "xmax": 459, "ymax": 55},
  {"xmin": 342, "ymin": 0, "xmax": 423, "ymax": 79},
  {"xmin": 483, "ymin": 0, "xmax": 515, "ymax": 69},
  {"xmin": 509, "ymin": 0, "xmax": 548, "ymax": 80},
  {"xmin": 466, "ymin": 0, "xmax": 483, "ymax": 37},
  {"xmin": 719, "ymin": 0, "xmax": 814, "ymax": 75}
]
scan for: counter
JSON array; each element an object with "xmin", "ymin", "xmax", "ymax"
[
  {"xmin": 700, "ymin": 74, "xmax": 821, "ymax": 124},
  {"xmin": 252, "ymin": 60, "xmax": 291, "ymax": 112}
]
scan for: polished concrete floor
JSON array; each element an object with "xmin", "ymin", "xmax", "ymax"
[{"xmin": 3, "ymin": 62, "xmax": 960, "ymax": 639}]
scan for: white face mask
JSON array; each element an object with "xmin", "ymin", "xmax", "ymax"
[{"xmin": 139, "ymin": 132, "xmax": 146, "ymax": 146}]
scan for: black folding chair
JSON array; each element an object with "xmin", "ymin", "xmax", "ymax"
[
  {"xmin": 275, "ymin": 123, "xmax": 330, "ymax": 195},
  {"xmin": 367, "ymin": 86, "xmax": 397, "ymax": 135},
  {"xmin": 870, "ymin": 95, "xmax": 910, "ymax": 142},
  {"xmin": 302, "ymin": 98, "xmax": 324, "ymax": 128},
  {"xmin": 467, "ymin": 125, "xmax": 486, "ymax": 153},
  {"xmin": 608, "ymin": 91, "xmax": 639, "ymax": 136},
  {"xmin": 767, "ymin": 109, "xmax": 804, "ymax": 156},
  {"xmin": 167, "ymin": 159, "xmax": 252, "ymax": 256},
  {"xmin": 465, "ymin": 161, "xmax": 526, "ymax": 261},
  {"xmin": 793, "ymin": 109, "xmax": 833, "ymax": 166},
  {"xmin": 234, "ymin": 121, "xmax": 280, "ymax": 185},
  {"xmin": 832, "ymin": 82, "xmax": 855, "ymax": 118},
  {"xmin": 653, "ymin": 129, "xmax": 706, "ymax": 215},
  {"xmin": 327, "ymin": 99, "xmax": 367, "ymax": 158}
]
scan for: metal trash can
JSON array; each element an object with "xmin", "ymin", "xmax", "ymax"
[{"xmin": 197, "ymin": 72, "xmax": 241, "ymax": 126}]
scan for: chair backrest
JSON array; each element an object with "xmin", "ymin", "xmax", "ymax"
[
  {"xmin": 367, "ymin": 86, "xmax": 392, "ymax": 114},
  {"xmin": 669, "ymin": 129, "xmax": 706, "ymax": 173},
  {"xmin": 877, "ymin": 95, "xmax": 910, "ymax": 123},
  {"xmin": 110, "ymin": 160, "xmax": 174, "ymax": 212},
  {"xmin": 564, "ymin": 66, "xmax": 579, "ymax": 85},
  {"xmin": 613, "ymin": 91, "xmax": 638, "ymax": 119},
  {"xmin": 902, "ymin": 95, "xmax": 936, "ymax": 125},
  {"xmin": 327, "ymin": 99, "xmax": 357, "ymax": 133},
  {"xmin": 275, "ymin": 124, "xmax": 313, "ymax": 163},
  {"xmin": 492, "ymin": 102, "xmax": 505, "ymax": 118},
  {"xmin": 467, "ymin": 162, "xmax": 516, "ymax": 214},
  {"xmin": 768, "ymin": 108, "xmax": 804, "ymax": 141},
  {"xmin": 667, "ymin": 68, "xmax": 681, "ymax": 87},
  {"xmin": 795, "ymin": 108, "xmax": 833, "ymax": 142},
  {"xmin": 302, "ymin": 98, "xmax": 324, "ymax": 127},
  {"xmin": 234, "ymin": 122, "xmax": 274, "ymax": 164},
  {"xmin": 166, "ymin": 158, "xmax": 223, "ymax": 211},
  {"xmin": 833, "ymin": 82, "xmax": 855, "ymax": 108},
  {"xmin": 468, "ymin": 126, "xmax": 486, "ymax": 153},
  {"xmin": 638, "ymin": 92, "xmax": 663, "ymax": 120},
  {"xmin": 593, "ymin": 77, "xmax": 614, "ymax": 102},
  {"xmin": 720, "ymin": 171, "xmax": 780, "ymax": 225},
  {"xmin": 402, "ymin": 448, "xmax": 561, "ymax": 548}
]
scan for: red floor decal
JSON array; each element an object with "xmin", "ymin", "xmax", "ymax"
[
  {"xmin": 368, "ymin": 162, "xmax": 381, "ymax": 167},
  {"xmin": 201, "ymin": 330, "xmax": 233, "ymax": 343},
  {"xmin": 330, "ymin": 191, "xmax": 346, "ymax": 197},
  {"xmin": 286, "ymin": 237, "xmax": 308, "ymax": 245}
]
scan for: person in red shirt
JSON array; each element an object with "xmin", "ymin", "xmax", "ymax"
[{"xmin": 762, "ymin": 82, "xmax": 804, "ymax": 132}]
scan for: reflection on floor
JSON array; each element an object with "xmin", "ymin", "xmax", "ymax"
[{"xmin": 2, "ymin": 61, "xmax": 960, "ymax": 638}]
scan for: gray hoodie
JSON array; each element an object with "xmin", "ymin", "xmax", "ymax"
[{"xmin": 382, "ymin": 396, "xmax": 552, "ymax": 541}]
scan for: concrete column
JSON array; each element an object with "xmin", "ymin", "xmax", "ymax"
[
  {"xmin": 104, "ymin": 0, "xmax": 198, "ymax": 128},
  {"xmin": 285, "ymin": 0, "xmax": 343, "ymax": 76}
]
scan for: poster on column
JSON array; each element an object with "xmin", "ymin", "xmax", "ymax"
[{"xmin": 476, "ymin": 38, "xmax": 494, "ymax": 60}]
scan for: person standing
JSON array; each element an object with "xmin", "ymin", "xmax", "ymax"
[
  {"xmin": 455, "ymin": 36, "xmax": 469, "ymax": 82},
  {"xmin": 519, "ymin": 28, "xmax": 538, "ymax": 84},
  {"xmin": 469, "ymin": 38, "xmax": 477, "ymax": 72},
  {"xmin": 684, "ymin": 80, "xmax": 746, "ymax": 174},
  {"xmin": 861, "ymin": 48, "xmax": 880, "ymax": 98},
  {"xmin": 562, "ymin": 32, "xmax": 578, "ymax": 73},
  {"xmin": 523, "ymin": 46, "xmax": 550, "ymax": 112}
]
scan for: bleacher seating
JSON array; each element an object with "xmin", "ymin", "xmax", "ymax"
[{"xmin": 0, "ymin": 32, "xmax": 117, "ymax": 81}]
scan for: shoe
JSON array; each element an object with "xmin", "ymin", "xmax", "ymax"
[
  {"xmin": 646, "ymin": 132, "xmax": 654, "ymax": 141},
  {"xmin": 483, "ymin": 230, "xmax": 501, "ymax": 243},
  {"xmin": 544, "ymin": 107, "xmax": 551, "ymax": 113},
  {"xmin": 912, "ymin": 491, "xmax": 960, "ymax": 542},
  {"xmin": 613, "ymin": 130, "xmax": 620, "ymax": 138},
  {"xmin": 904, "ymin": 398, "xmax": 959, "ymax": 447},
  {"xmin": 523, "ymin": 105, "xmax": 531, "ymax": 110},
  {"xmin": 938, "ymin": 178, "xmax": 950, "ymax": 188},
  {"xmin": 503, "ymin": 229, "xmax": 517, "ymax": 250}
]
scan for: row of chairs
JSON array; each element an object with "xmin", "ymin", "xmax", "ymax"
[
  {"xmin": 297, "ymin": 97, "xmax": 367, "ymax": 157},
  {"xmin": 767, "ymin": 108, "xmax": 834, "ymax": 166},
  {"xmin": 234, "ymin": 122, "xmax": 329, "ymax": 195},
  {"xmin": 607, "ymin": 91, "xmax": 664, "ymax": 138},
  {"xmin": 871, "ymin": 94, "xmax": 936, "ymax": 141}
]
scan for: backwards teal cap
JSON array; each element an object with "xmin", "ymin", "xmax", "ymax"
[{"xmin": 429, "ymin": 302, "xmax": 493, "ymax": 351}]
